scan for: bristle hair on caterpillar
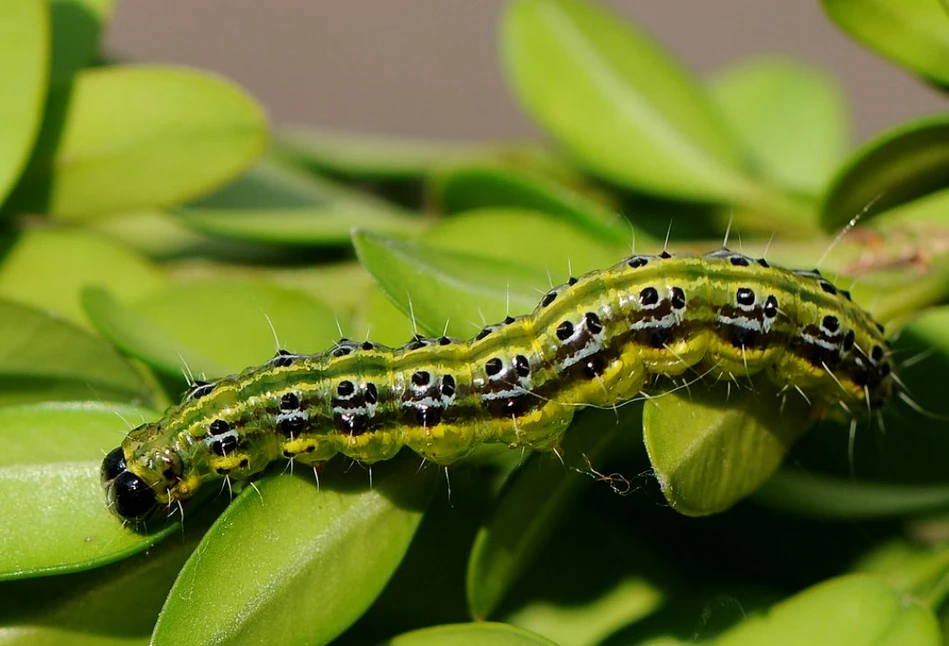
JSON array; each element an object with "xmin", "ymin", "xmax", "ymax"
[{"xmin": 101, "ymin": 248, "xmax": 894, "ymax": 522}]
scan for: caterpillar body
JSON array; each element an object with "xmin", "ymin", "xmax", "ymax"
[{"xmin": 102, "ymin": 249, "xmax": 894, "ymax": 522}]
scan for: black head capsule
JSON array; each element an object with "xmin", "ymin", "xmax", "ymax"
[
  {"xmin": 102, "ymin": 446, "xmax": 161, "ymax": 522},
  {"xmin": 109, "ymin": 471, "xmax": 159, "ymax": 521},
  {"xmin": 101, "ymin": 447, "xmax": 127, "ymax": 483}
]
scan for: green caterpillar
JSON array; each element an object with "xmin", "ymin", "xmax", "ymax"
[{"xmin": 102, "ymin": 249, "xmax": 893, "ymax": 522}]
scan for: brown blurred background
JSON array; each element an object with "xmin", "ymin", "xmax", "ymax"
[{"xmin": 106, "ymin": 1, "xmax": 946, "ymax": 145}]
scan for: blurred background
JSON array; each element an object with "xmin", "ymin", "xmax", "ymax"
[{"xmin": 105, "ymin": 1, "xmax": 946, "ymax": 144}]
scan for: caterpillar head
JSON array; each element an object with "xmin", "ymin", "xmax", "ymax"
[
  {"xmin": 101, "ymin": 446, "xmax": 159, "ymax": 522},
  {"xmin": 101, "ymin": 418, "xmax": 190, "ymax": 522}
]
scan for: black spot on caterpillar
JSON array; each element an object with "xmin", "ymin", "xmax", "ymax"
[{"xmin": 102, "ymin": 249, "xmax": 894, "ymax": 522}]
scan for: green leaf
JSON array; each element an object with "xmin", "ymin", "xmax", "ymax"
[
  {"xmin": 83, "ymin": 208, "xmax": 219, "ymax": 258},
  {"xmin": 853, "ymin": 539, "xmax": 949, "ymax": 609},
  {"xmin": 422, "ymin": 208, "xmax": 628, "ymax": 277},
  {"xmin": 353, "ymin": 230, "xmax": 549, "ymax": 338},
  {"xmin": 643, "ymin": 379, "xmax": 811, "ymax": 516},
  {"xmin": 83, "ymin": 208, "xmax": 301, "ymax": 262},
  {"xmin": 467, "ymin": 407, "xmax": 638, "ymax": 619},
  {"xmin": 754, "ymin": 469, "xmax": 949, "ymax": 519},
  {"xmin": 0, "ymin": 227, "xmax": 166, "ymax": 329},
  {"xmin": 0, "ymin": 0, "xmax": 47, "ymax": 209},
  {"xmin": 820, "ymin": 115, "xmax": 949, "ymax": 230},
  {"xmin": 387, "ymin": 622, "xmax": 558, "ymax": 646},
  {"xmin": 0, "ymin": 299, "xmax": 156, "ymax": 405},
  {"xmin": 430, "ymin": 164, "xmax": 634, "ymax": 246},
  {"xmin": 0, "ymin": 402, "xmax": 179, "ymax": 580},
  {"xmin": 49, "ymin": 0, "xmax": 115, "ymax": 85},
  {"xmin": 275, "ymin": 126, "xmax": 492, "ymax": 180},
  {"xmin": 172, "ymin": 158, "xmax": 426, "ymax": 246},
  {"xmin": 0, "ymin": 500, "xmax": 219, "ymax": 646},
  {"xmin": 163, "ymin": 259, "xmax": 374, "ymax": 319},
  {"xmin": 708, "ymin": 57, "xmax": 849, "ymax": 196},
  {"xmin": 716, "ymin": 574, "xmax": 940, "ymax": 645},
  {"xmin": 85, "ymin": 279, "xmax": 342, "ymax": 380},
  {"xmin": 499, "ymin": 504, "xmax": 670, "ymax": 645},
  {"xmin": 872, "ymin": 186, "xmax": 949, "ymax": 226},
  {"xmin": 83, "ymin": 286, "xmax": 228, "ymax": 381},
  {"xmin": 822, "ymin": 0, "xmax": 949, "ymax": 86},
  {"xmin": 356, "ymin": 283, "xmax": 417, "ymax": 347},
  {"xmin": 152, "ymin": 458, "xmax": 434, "ymax": 646},
  {"xmin": 501, "ymin": 0, "xmax": 753, "ymax": 202},
  {"xmin": 9, "ymin": 65, "xmax": 267, "ymax": 218}
]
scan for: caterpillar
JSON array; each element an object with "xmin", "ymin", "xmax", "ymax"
[{"xmin": 101, "ymin": 248, "xmax": 894, "ymax": 522}]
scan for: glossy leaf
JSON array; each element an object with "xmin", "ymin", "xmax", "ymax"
[
  {"xmin": 85, "ymin": 279, "xmax": 341, "ymax": 380},
  {"xmin": 0, "ymin": 299, "xmax": 155, "ymax": 405},
  {"xmin": 709, "ymin": 57, "xmax": 848, "ymax": 196},
  {"xmin": 84, "ymin": 208, "xmax": 299, "ymax": 262},
  {"xmin": 83, "ymin": 286, "xmax": 228, "ymax": 381},
  {"xmin": 853, "ymin": 539, "xmax": 949, "ymax": 608},
  {"xmin": 820, "ymin": 115, "xmax": 949, "ymax": 230},
  {"xmin": 387, "ymin": 622, "xmax": 557, "ymax": 646},
  {"xmin": 0, "ymin": 402, "xmax": 179, "ymax": 580},
  {"xmin": 0, "ymin": 227, "xmax": 166, "ymax": 328},
  {"xmin": 0, "ymin": 501, "xmax": 220, "ymax": 646},
  {"xmin": 10, "ymin": 65, "xmax": 267, "ymax": 218},
  {"xmin": 422, "ymin": 208, "xmax": 628, "ymax": 278},
  {"xmin": 164, "ymin": 258, "xmax": 374, "ymax": 318},
  {"xmin": 430, "ymin": 164, "xmax": 632, "ymax": 245},
  {"xmin": 822, "ymin": 0, "xmax": 949, "ymax": 86},
  {"xmin": 356, "ymin": 283, "xmax": 418, "ymax": 347},
  {"xmin": 467, "ymin": 407, "xmax": 638, "ymax": 619},
  {"xmin": 643, "ymin": 380, "xmax": 810, "ymax": 516},
  {"xmin": 152, "ymin": 458, "xmax": 435, "ymax": 646},
  {"xmin": 0, "ymin": 0, "xmax": 47, "ymax": 209},
  {"xmin": 716, "ymin": 574, "xmax": 940, "ymax": 645},
  {"xmin": 872, "ymin": 186, "xmax": 949, "ymax": 226},
  {"xmin": 499, "ymin": 504, "xmax": 669, "ymax": 645},
  {"xmin": 173, "ymin": 158, "xmax": 426, "ymax": 246},
  {"xmin": 754, "ymin": 469, "xmax": 949, "ymax": 519},
  {"xmin": 276, "ymin": 126, "xmax": 490, "ymax": 180},
  {"xmin": 49, "ymin": 0, "xmax": 115, "ymax": 85},
  {"xmin": 501, "ymin": 0, "xmax": 754, "ymax": 202},
  {"xmin": 353, "ymin": 230, "xmax": 549, "ymax": 338}
]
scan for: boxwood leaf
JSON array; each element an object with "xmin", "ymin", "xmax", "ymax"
[
  {"xmin": 754, "ymin": 469, "xmax": 949, "ymax": 519},
  {"xmin": 173, "ymin": 158, "xmax": 426, "ymax": 246},
  {"xmin": 499, "ymin": 504, "xmax": 670, "ymax": 645},
  {"xmin": 0, "ymin": 499, "xmax": 221, "ymax": 645},
  {"xmin": 0, "ymin": 401, "xmax": 178, "ymax": 580},
  {"xmin": 152, "ymin": 458, "xmax": 435, "ymax": 646},
  {"xmin": 386, "ymin": 622, "xmax": 557, "ymax": 646},
  {"xmin": 0, "ymin": 227, "xmax": 166, "ymax": 329},
  {"xmin": 49, "ymin": 0, "xmax": 115, "ymax": 85},
  {"xmin": 0, "ymin": 0, "xmax": 47, "ymax": 209},
  {"xmin": 84, "ymin": 279, "xmax": 342, "ymax": 380},
  {"xmin": 853, "ymin": 539, "xmax": 949, "ymax": 608},
  {"xmin": 501, "ymin": 0, "xmax": 755, "ymax": 202},
  {"xmin": 0, "ymin": 299, "xmax": 156, "ymax": 405},
  {"xmin": 422, "ymin": 208, "xmax": 628, "ymax": 277},
  {"xmin": 353, "ymin": 230, "xmax": 548, "ymax": 338},
  {"xmin": 467, "ymin": 407, "xmax": 639, "ymax": 619},
  {"xmin": 643, "ymin": 379, "xmax": 811, "ymax": 516},
  {"xmin": 275, "ymin": 126, "xmax": 493, "ymax": 180},
  {"xmin": 708, "ymin": 57, "xmax": 848, "ymax": 196},
  {"xmin": 9, "ymin": 65, "xmax": 266, "ymax": 218},
  {"xmin": 820, "ymin": 115, "xmax": 949, "ymax": 230},
  {"xmin": 716, "ymin": 574, "xmax": 940, "ymax": 645},
  {"xmin": 429, "ymin": 163, "xmax": 633, "ymax": 246},
  {"xmin": 822, "ymin": 0, "xmax": 949, "ymax": 86}
]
